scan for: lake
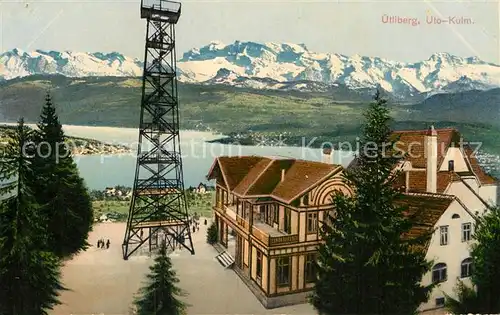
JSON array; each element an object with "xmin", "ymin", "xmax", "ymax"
[{"xmin": 58, "ymin": 125, "xmax": 355, "ymax": 190}]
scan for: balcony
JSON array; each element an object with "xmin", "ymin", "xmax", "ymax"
[
  {"xmin": 214, "ymin": 202, "xmax": 299, "ymax": 247},
  {"xmin": 224, "ymin": 204, "xmax": 249, "ymax": 231},
  {"xmin": 252, "ymin": 219, "xmax": 298, "ymax": 247}
]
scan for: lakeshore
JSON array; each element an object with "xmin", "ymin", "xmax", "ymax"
[{"xmin": 0, "ymin": 123, "xmax": 132, "ymax": 156}]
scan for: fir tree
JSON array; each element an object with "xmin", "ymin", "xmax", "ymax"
[
  {"xmin": 0, "ymin": 118, "xmax": 64, "ymax": 315},
  {"xmin": 134, "ymin": 242, "xmax": 188, "ymax": 315},
  {"xmin": 310, "ymin": 90, "xmax": 433, "ymax": 314},
  {"xmin": 29, "ymin": 93, "xmax": 93, "ymax": 258},
  {"xmin": 206, "ymin": 221, "xmax": 218, "ymax": 245},
  {"xmin": 445, "ymin": 207, "xmax": 500, "ymax": 313}
]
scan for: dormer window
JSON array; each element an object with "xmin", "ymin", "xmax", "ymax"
[{"xmin": 448, "ymin": 160, "xmax": 455, "ymax": 171}]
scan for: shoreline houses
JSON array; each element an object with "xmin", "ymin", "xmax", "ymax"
[{"xmin": 206, "ymin": 126, "xmax": 498, "ymax": 312}]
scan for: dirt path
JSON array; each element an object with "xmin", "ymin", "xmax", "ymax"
[{"xmin": 51, "ymin": 220, "xmax": 315, "ymax": 315}]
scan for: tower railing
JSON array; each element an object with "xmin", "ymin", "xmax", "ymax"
[{"xmin": 141, "ymin": 0, "xmax": 181, "ymax": 23}]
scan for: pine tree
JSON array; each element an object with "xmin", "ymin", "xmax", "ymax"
[
  {"xmin": 206, "ymin": 221, "xmax": 218, "ymax": 245},
  {"xmin": 0, "ymin": 118, "xmax": 64, "ymax": 315},
  {"xmin": 134, "ymin": 242, "xmax": 188, "ymax": 315},
  {"xmin": 29, "ymin": 93, "xmax": 93, "ymax": 258},
  {"xmin": 445, "ymin": 207, "xmax": 500, "ymax": 313},
  {"xmin": 310, "ymin": 90, "xmax": 433, "ymax": 314}
]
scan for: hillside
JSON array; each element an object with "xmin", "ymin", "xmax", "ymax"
[
  {"xmin": 408, "ymin": 88, "xmax": 500, "ymax": 125},
  {"xmin": 0, "ymin": 124, "xmax": 130, "ymax": 155},
  {"xmin": 1, "ymin": 75, "xmax": 500, "ymax": 156}
]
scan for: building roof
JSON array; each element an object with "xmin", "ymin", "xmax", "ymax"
[
  {"xmin": 347, "ymin": 127, "xmax": 497, "ymax": 189},
  {"xmin": 395, "ymin": 192, "xmax": 470, "ymax": 249},
  {"xmin": 391, "ymin": 127, "xmax": 460, "ymax": 169},
  {"xmin": 463, "ymin": 145, "xmax": 497, "ymax": 185},
  {"xmin": 404, "ymin": 171, "xmax": 461, "ymax": 193},
  {"xmin": 207, "ymin": 156, "xmax": 263, "ymax": 191},
  {"xmin": 207, "ymin": 156, "xmax": 343, "ymax": 204}
]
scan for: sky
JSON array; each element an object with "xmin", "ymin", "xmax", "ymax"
[{"xmin": 0, "ymin": 0, "xmax": 498, "ymax": 63}]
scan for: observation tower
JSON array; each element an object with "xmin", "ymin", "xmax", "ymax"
[{"xmin": 122, "ymin": 0, "xmax": 195, "ymax": 259}]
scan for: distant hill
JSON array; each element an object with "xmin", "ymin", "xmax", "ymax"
[
  {"xmin": 1, "ymin": 75, "xmax": 500, "ymax": 156},
  {"xmin": 408, "ymin": 88, "xmax": 500, "ymax": 127}
]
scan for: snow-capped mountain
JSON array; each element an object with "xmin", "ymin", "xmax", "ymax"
[
  {"xmin": 0, "ymin": 48, "xmax": 143, "ymax": 79},
  {"xmin": 2, "ymin": 41, "xmax": 500, "ymax": 98},
  {"xmin": 178, "ymin": 41, "xmax": 500, "ymax": 96}
]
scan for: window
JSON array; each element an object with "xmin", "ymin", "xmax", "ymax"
[
  {"xmin": 451, "ymin": 213, "xmax": 460, "ymax": 219},
  {"xmin": 259, "ymin": 205, "xmax": 266, "ymax": 223},
  {"xmin": 461, "ymin": 258, "xmax": 473, "ymax": 278},
  {"xmin": 284, "ymin": 208, "xmax": 291, "ymax": 234},
  {"xmin": 440, "ymin": 226, "xmax": 449, "ymax": 246},
  {"xmin": 432, "ymin": 263, "xmax": 447, "ymax": 283},
  {"xmin": 303, "ymin": 194, "xmax": 309, "ymax": 206},
  {"xmin": 276, "ymin": 257, "xmax": 290, "ymax": 287},
  {"xmin": 307, "ymin": 213, "xmax": 318, "ymax": 233},
  {"xmin": 265, "ymin": 205, "xmax": 273, "ymax": 226},
  {"xmin": 462, "ymin": 223, "xmax": 472, "ymax": 242},
  {"xmin": 273, "ymin": 205, "xmax": 279, "ymax": 224},
  {"xmin": 243, "ymin": 202, "xmax": 250, "ymax": 219},
  {"xmin": 304, "ymin": 254, "xmax": 316, "ymax": 283},
  {"xmin": 435, "ymin": 297, "xmax": 445, "ymax": 307},
  {"xmin": 256, "ymin": 250, "xmax": 262, "ymax": 280},
  {"xmin": 448, "ymin": 160, "xmax": 454, "ymax": 171}
]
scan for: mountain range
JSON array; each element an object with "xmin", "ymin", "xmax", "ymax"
[{"xmin": 2, "ymin": 41, "xmax": 500, "ymax": 99}]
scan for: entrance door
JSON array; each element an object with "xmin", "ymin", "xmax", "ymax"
[{"xmin": 236, "ymin": 235, "xmax": 244, "ymax": 269}]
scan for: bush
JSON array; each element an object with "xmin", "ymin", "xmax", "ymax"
[{"xmin": 206, "ymin": 221, "xmax": 218, "ymax": 245}]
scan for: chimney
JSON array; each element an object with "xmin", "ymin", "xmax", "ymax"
[
  {"xmin": 425, "ymin": 125, "xmax": 438, "ymax": 193},
  {"xmin": 281, "ymin": 169, "xmax": 286, "ymax": 182},
  {"xmin": 322, "ymin": 147, "xmax": 333, "ymax": 164}
]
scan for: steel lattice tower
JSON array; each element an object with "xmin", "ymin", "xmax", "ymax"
[{"xmin": 122, "ymin": 0, "xmax": 195, "ymax": 260}]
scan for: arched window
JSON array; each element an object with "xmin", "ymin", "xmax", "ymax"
[
  {"xmin": 432, "ymin": 263, "xmax": 447, "ymax": 283},
  {"xmin": 461, "ymin": 258, "xmax": 473, "ymax": 278},
  {"xmin": 303, "ymin": 194, "xmax": 309, "ymax": 206},
  {"xmin": 452, "ymin": 213, "xmax": 460, "ymax": 219}
]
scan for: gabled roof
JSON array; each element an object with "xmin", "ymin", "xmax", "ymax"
[
  {"xmin": 396, "ymin": 192, "xmax": 473, "ymax": 248},
  {"xmin": 391, "ymin": 127, "xmax": 460, "ymax": 169},
  {"xmin": 347, "ymin": 127, "xmax": 497, "ymax": 187},
  {"xmin": 206, "ymin": 156, "xmax": 264, "ymax": 190},
  {"xmin": 206, "ymin": 156, "xmax": 343, "ymax": 204},
  {"xmin": 463, "ymin": 145, "xmax": 497, "ymax": 185}
]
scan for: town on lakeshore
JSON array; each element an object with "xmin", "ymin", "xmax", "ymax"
[{"xmin": 1, "ymin": 1, "xmax": 500, "ymax": 315}]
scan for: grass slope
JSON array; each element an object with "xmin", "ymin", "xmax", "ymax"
[{"xmin": 1, "ymin": 75, "xmax": 500, "ymax": 155}]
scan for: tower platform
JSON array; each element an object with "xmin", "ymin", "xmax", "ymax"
[{"xmin": 141, "ymin": 0, "xmax": 181, "ymax": 23}]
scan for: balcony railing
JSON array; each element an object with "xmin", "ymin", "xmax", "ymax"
[
  {"xmin": 251, "ymin": 222, "xmax": 299, "ymax": 247},
  {"xmin": 236, "ymin": 214, "xmax": 249, "ymax": 231},
  {"xmin": 214, "ymin": 204, "xmax": 299, "ymax": 246},
  {"xmin": 224, "ymin": 204, "xmax": 237, "ymax": 222}
]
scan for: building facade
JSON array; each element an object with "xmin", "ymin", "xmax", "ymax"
[
  {"xmin": 207, "ymin": 127, "xmax": 497, "ymax": 311},
  {"xmin": 396, "ymin": 192, "xmax": 477, "ymax": 312},
  {"xmin": 343, "ymin": 126, "xmax": 498, "ymax": 312},
  {"xmin": 207, "ymin": 156, "xmax": 353, "ymax": 308}
]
